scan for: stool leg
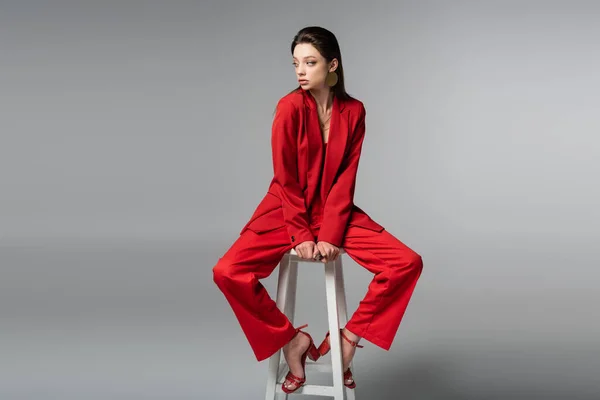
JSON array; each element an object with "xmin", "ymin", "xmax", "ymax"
[
  {"xmin": 335, "ymin": 257, "xmax": 356, "ymax": 400},
  {"xmin": 279, "ymin": 259, "xmax": 299, "ymax": 399},
  {"xmin": 325, "ymin": 261, "xmax": 346, "ymax": 400},
  {"xmin": 283, "ymin": 259, "xmax": 299, "ymax": 323},
  {"xmin": 335, "ymin": 257, "xmax": 349, "ymax": 328},
  {"xmin": 265, "ymin": 254, "xmax": 291, "ymax": 400}
]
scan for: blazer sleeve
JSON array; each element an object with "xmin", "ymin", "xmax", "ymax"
[
  {"xmin": 271, "ymin": 98, "xmax": 314, "ymax": 244},
  {"xmin": 317, "ymin": 104, "xmax": 367, "ymax": 247}
]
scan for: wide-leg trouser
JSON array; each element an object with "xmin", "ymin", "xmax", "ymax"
[{"xmin": 212, "ymin": 225, "xmax": 423, "ymax": 362}]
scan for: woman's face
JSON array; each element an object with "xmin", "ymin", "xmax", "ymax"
[{"xmin": 292, "ymin": 43, "xmax": 337, "ymax": 91}]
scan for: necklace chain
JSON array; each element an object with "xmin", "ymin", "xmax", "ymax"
[{"xmin": 318, "ymin": 110, "xmax": 331, "ymax": 128}]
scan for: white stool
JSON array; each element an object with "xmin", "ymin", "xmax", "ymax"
[{"xmin": 265, "ymin": 248, "xmax": 357, "ymax": 400}]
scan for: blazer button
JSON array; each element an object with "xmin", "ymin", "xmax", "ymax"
[{"xmin": 291, "ymin": 235, "xmax": 295, "ymax": 242}]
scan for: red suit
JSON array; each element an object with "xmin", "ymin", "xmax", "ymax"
[{"xmin": 213, "ymin": 88, "xmax": 423, "ymax": 362}]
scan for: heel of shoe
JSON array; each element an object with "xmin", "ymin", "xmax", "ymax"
[
  {"xmin": 307, "ymin": 343, "xmax": 320, "ymax": 361},
  {"xmin": 317, "ymin": 331, "xmax": 331, "ymax": 356},
  {"xmin": 317, "ymin": 339, "xmax": 330, "ymax": 356}
]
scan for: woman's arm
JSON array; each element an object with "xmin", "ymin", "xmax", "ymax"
[
  {"xmin": 271, "ymin": 98, "xmax": 314, "ymax": 244},
  {"xmin": 317, "ymin": 104, "xmax": 367, "ymax": 247}
]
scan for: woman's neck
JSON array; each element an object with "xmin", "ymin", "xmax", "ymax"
[{"xmin": 309, "ymin": 89, "xmax": 334, "ymax": 114}]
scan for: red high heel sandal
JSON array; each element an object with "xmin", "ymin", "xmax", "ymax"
[
  {"xmin": 281, "ymin": 324, "xmax": 320, "ymax": 394},
  {"xmin": 317, "ymin": 329, "xmax": 364, "ymax": 389}
]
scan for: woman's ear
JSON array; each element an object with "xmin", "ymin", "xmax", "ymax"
[{"xmin": 329, "ymin": 58, "xmax": 339, "ymax": 72}]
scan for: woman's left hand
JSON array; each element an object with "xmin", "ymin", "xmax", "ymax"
[{"xmin": 316, "ymin": 241, "xmax": 340, "ymax": 262}]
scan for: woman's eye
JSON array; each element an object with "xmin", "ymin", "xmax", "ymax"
[{"xmin": 292, "ymin": 61, "xmax": 315, "ymax": 67}]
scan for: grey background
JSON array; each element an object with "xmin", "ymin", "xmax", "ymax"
[{"xmin": 1, "ymin": 1, "xmax": 599, "ymax": 399}]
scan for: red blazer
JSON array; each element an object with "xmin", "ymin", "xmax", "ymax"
[{"xmin": 240, "ymin": 88, "xmax": 384, "ymax": 247}]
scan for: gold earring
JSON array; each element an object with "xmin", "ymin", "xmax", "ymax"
[{"xmin": 325, "ymin": 71, "xmax": 338, "ymax": 87}]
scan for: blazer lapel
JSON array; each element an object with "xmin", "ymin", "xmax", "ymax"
[{"xmin": 321, "ymin": 95, "xmax": 348, "ymax": 200}]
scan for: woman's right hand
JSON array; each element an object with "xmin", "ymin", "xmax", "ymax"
[{"xmin": 294, "ymin": 241, "xmax": 320, "ymax": 260}]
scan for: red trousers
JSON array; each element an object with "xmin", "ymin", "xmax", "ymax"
[{"xmin": 212, "ymin": 222, "xmax": 423, "ymax": 362}]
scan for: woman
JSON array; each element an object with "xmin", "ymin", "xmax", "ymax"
[{"xmin": 212, "ymin": 26, "xmax": 423, "ymax": 393}]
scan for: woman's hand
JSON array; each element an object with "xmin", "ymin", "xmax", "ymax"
[
  {"xmin": 295, "ymin": 241, "xmax": 320, "ymax": 260},
  {"xmin": 316, "ymin": 241, "xmax": 340, "ymax": 262}
]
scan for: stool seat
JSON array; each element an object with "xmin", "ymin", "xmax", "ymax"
[{"xmin": 264, "ymin": 248, "xmax": 357, "ymax": 400}]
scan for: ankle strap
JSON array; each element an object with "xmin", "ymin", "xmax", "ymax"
[
  {"xmin": 295, "ymin": 323, "xmax": 308, "ymax": 331},
  {"xmin": 340, "ymin": 330, "xmax": 364, "ymax": 348}
]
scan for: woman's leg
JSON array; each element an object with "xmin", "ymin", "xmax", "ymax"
[
  {"xmin": 212, "ymin": 225, "xmax": 298, "ymax": 362},
  {"xmin": 315, "ymin": 226, "xmax": 422, "ymax": 386},
  {"xmin": 341, "ymin": 226, "xmax": 423, "ymax": 350}
]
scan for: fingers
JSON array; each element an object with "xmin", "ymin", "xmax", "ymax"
[
  {"xmin": 312, "ymin": 246, "xmax": 321, "ymax": 260},
  {"xmin": 308, "ymin": 243, "xmax": 318, "ymax": 260},
  {"xmin": 295, "ymin": 241, "xmax": 317, "ymax": 260},
  {"xmin": 300, "ymin": 244, "xmax": 310, "ymax": 259},
  {"xmin": 294, "ymin": 243, "xmax": 304, "ymax": 259},
  {"xmin": 295, "ymin": 241, "xmax": 341, "ymax": 262},
  {"xmin": 330, "ymin": 246, "xmax": 340, "ymax": 261},
  {"xmin": 316, "ymin": 242, "xmax": 326, "ymax": 262},
  {"xmin": 316, "ymin": 242, "xmax": 340, "ymax": 263}
]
